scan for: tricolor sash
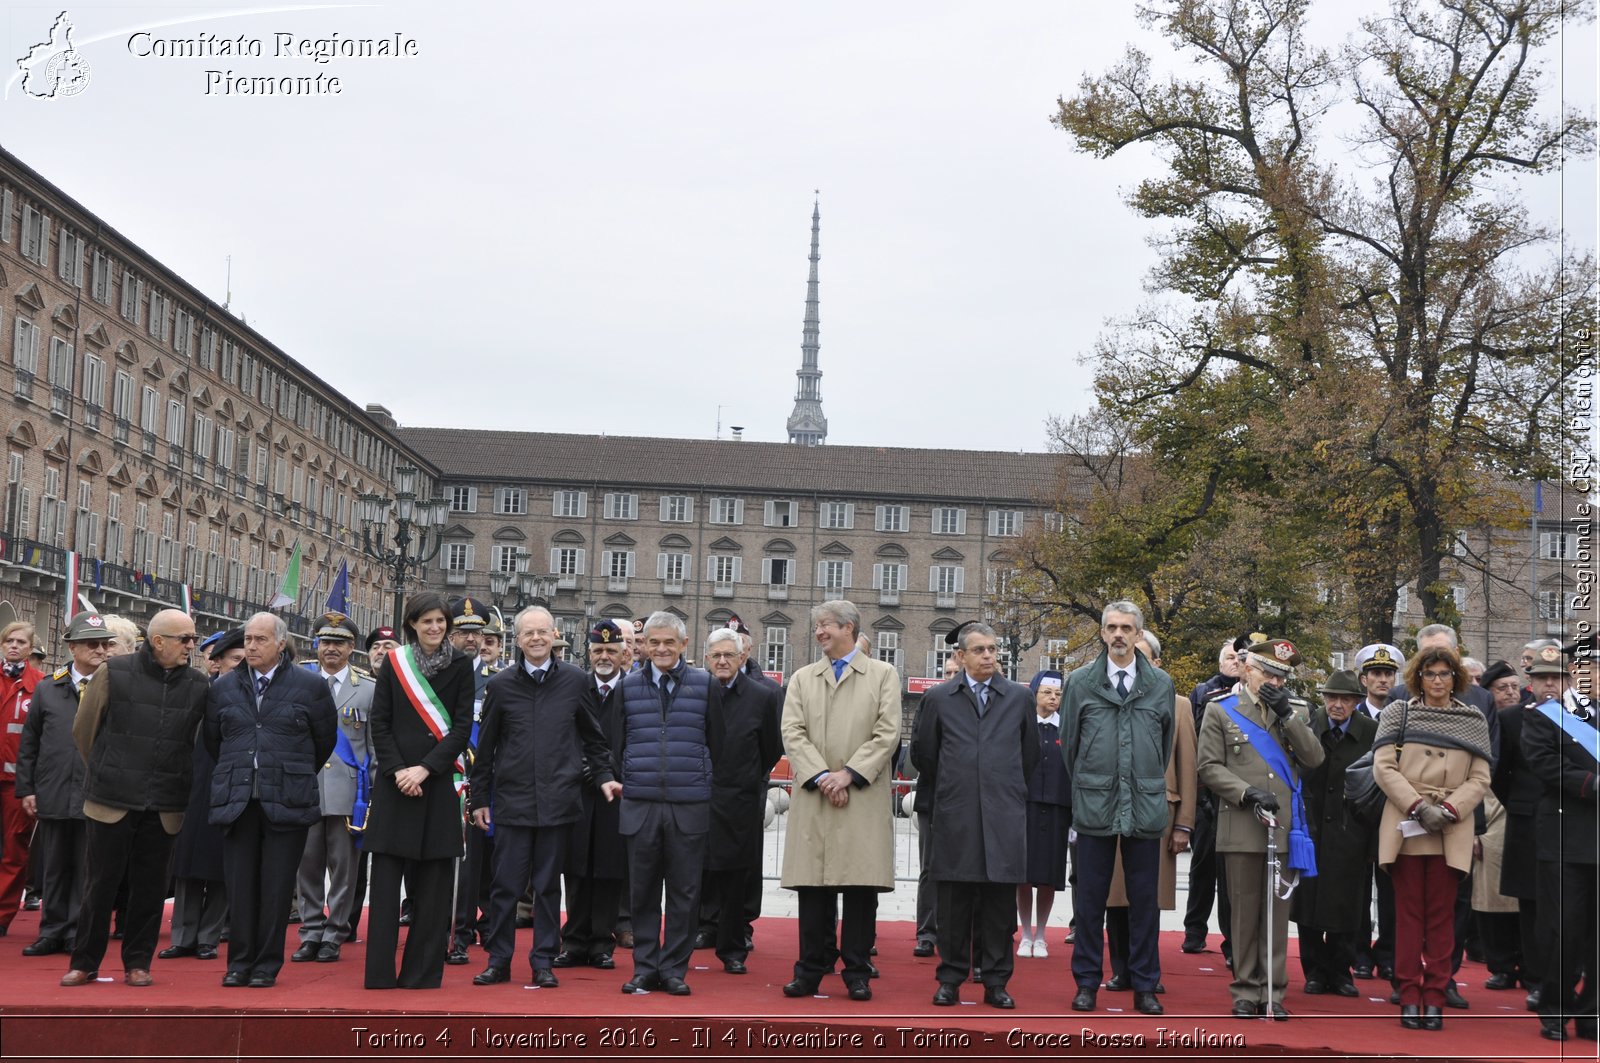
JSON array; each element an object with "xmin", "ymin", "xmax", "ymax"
[
  {"xmin": 1220, "ymin": 695, "xmax": 1317, "ymax": 877},
  {"xmin": 1536, "ymin": 699, "xmax": 1600, "ymax": 764},
  {"xmin": 390, "ymin": 646, "xmax": 467, "ymax": 793}
]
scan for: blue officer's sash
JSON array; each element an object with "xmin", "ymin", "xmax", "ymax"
[
  {"xmin": 1535, "ymin": 699, "xmax": 1600, "ymax": 764},
  {"xmin": 333, "ymin": 728, "xmax": 371, "ymax": 840},
  {"xmin": 1219, "ymin": 694, "xmax": 1317, "ymax": 877}
]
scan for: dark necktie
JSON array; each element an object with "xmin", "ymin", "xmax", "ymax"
[
  {"xmin": 975, "ymin": 682, "xmax": 989, "ymax": 715},
  {"xmin": 659, "ymin": 675, "xmax": 673, "ymax": 716},
  {"xmin": 255, "ymin": 674, "xmax": 269, "ymax": 698},
  {"xmin": 1115, "ymin": 670, "xmax": 1129, "ymax": 698},
  {"xmin": 1322, "ymin": 724, "xmax": 1341, "ymax": 753}
]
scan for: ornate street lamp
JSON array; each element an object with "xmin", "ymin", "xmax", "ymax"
[{"xmin": 358, "ymin": 463, "xmax": 449, "ymax": 630}]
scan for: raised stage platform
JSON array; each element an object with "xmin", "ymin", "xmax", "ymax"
[{"xmin": 0, "ymin": 906, "xmax": 1570, "ymax": 1061}]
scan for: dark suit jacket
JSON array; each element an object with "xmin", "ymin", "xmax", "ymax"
[
  {"xmin": 1522, "ymin": 696, "xmax": 1598, "ymax": 865},
  {"xmin": 705, "ymin": 673, "xmax": 782, "ymax": 871},
  {"xmin": 204, "ymin": 652, "xmax": 337, "ymax": 828}
]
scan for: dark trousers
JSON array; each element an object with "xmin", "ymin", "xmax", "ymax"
[
  {"xmin": 1071, "ymin": 833, "xmax": 1160, "ymax": 991},
  {"xmin": 170, "ymin": 876, "xmax": 227, "ymax": 949},
  {"xmin": 1364, "ymin": 866, "xmax": 1396, "ymax": 971},
  {"xmin": 794, "ymin": 885, "xmax": 877, "ymax": 985},
  {"xmin": 935, "ymin": 880, "xmax": 1015, "ymax": 987},
  {"xmin": 561, "ymin": 872, "xmax": 623, "ymax": 958},
  {"xmin": 1478, "ymin": 910, "xmax": 1522, "ymax": 978},
  {"xmin": 484, "ymin": 824, "xmax": 565, "ymax": 970},
  {"xmin": 1390, "ymin": 854, "xmax": 1460, "ymax": 1008},
  {"xmin": 697, "ymin": 865, "xmax": 764, "ymax": 950},
  {"xmin": 1517, "ymin": 897, "xmax": 1543, "ymax": 986},
  {"xmin": 221, "ymin": 801, "xmax": 309, "ymax": 980},
  {"xmin": 711, "ymin": 868, "xmax": 760, "ymax": 963},
  {"xmin": 1536, "ymin": 859, "xmax": 1599, "ymax": 1023},
  {"xmin": 1182, "ymin": 795, "xmax": 1217, "ymax": 944},
  {"xmin": 70, "ymin": 811, "xmax": 175, "ymax": 973},
  {"xmin": 1215, "ymin": 849, "xmax": 1232, "ymax": 961},
  {"xmin": 363, "ymin": 853, "xmax": 453, "ymax": 988},
  {"xmin": 915, "ymin": 810, "xmax": 937, "ymax": 946},
  {"xmin": 1297, "ymin": 925, "xmax": 1358, "ymax": 986},
  {"xmin": 33, "ymin": 817, "xmax": 85, "ymax": 945},
  {"xmin": 1106, "ymin": 906, "xmax": 1132, "ymax": 978},
  {"xmin": 1448, "ymin": 867, "xmax": 1474, "ymax": 975},
  {"xmin": 345, "ymin": 848, "xmax": 369, "ymax": 940},
  {"xmin": 624, "ymin": 803, "xmax": 706, "ymax": 982},
  {"xmin": 452, "ymin": 825, "xmax": 493, "ymax": 950}
]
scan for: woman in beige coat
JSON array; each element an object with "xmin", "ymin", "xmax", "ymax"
[{"xmin": 1373, "ymin": 646, "xmax": 1491, "ymax": 1033}]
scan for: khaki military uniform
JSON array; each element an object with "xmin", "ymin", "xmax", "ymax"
[{"xmin": 1196, "ymin": 685, "xmax": 1323, "ymax": 1007}]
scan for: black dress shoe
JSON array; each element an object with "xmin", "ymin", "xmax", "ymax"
[
  {"xmin": 472, "ymin": 966, "xmax": 510, "ymax": 985},
  {"xmin": 1133, "ymin": 991, "xmax": 1163, "ymax": 1015},
  {"xmin": 221, "ymin": 971, "xmax": 248, "ymax": 987},
  {"xmin": 846, "ymin": 980, "xmax": 872, "ymax": 1001},
  {"xmin": 1575, "ymin": 1020, "xmax": 1597, "ymax": 1041},
  {"xmin": 1103, "ymin": 973, "xmax": 1130, "ymax": 991},
  {"xmin": 1334, "ymin": 982, "xmax": 1359, "ymax": 998},
  {"xmin": 591, "ymin": 953, "xmax": 615, "ymax": 970},
  {"xmin": 933, "ymin": 982, "xmax": 961, "ymax": 1006},
  {"xmin": 1261, "ymin": 1001, "xmax": 1289, "ymax": 1021},
  {"xmin": 662, "ymin": 976, "xmax": 691, "ymax": 996},
  {"xmin": 1154, "ymin": 982, "xmax": 1166, "ymax": 993},
  {"xmin": 1526, "ymin": 987, "xmax": 1543, "ymax": 1010},
  {"xmin": 1303, "ymin": 979, "xmax": 1327, "ymax": 995},
  {"xmin": 316, "ymin": 943, "xmax": 340, "ymax": 962},
  {"xmin": 782, "ymin": 978, "xmax": 818, "ymax": 998},
  {"xmin": 1231, "ymin": 999, "xmax": 1256, "ymax": 1019},
  {"xmin": 1443, "ymin": 982, "xmax": 1468, "ymax": 1009},
  {"xmin": 1070, "ymin": 986, "xmax": 1096, "ymax": 1011},
  {"xmin": 531, "ymin": 968, "xmax": 558, "ymax": 989},
  {"xmin": 722, "ymin": 959, "xmax": 747, "ymax": 975},
  {"xmin": 1353, "ymin": 963, "xmax": 1374, "ymax": 979},
  {"xmin": 913, "ymin": 940, "xmax": 934, "ymax": 957},
  {"xmin": 984, "ymin": 986, "xmax": 1016, "ymax": 1009},
  {"xmin": 622, "ymin": 973, "xmax": 659, "ymax": 994},
  {"xmin": 551, "ymin": 951, "xmax": 582, "ymax": 968},
  {"xmin": 196, "ymin": 945, "xmax": 218, "ymax": 961},
  {"xmin": 869, "ymin": 962, "xmax": 881, "ymax": 979},
  {"xmin": 1377, "ymin": 965, "xmax": 1394, "ymax": 980},
  {"xmin": 1180, "ymin": 938, "xmax": 1206, "ymax": 954},
  {"xmin": 1421, "ymin": 1005, "xmax": 1443, "ymax": 1030},
  {"xmin": 1541, "ymin": 1021, "xmax": 1569, "ymax": 1042},
  {"xmin": 445, "ymin": 949, "xmax": 470, "ymax": 966},
  {"xmin": 692, "ymin": 930, "xmax": 713, "ymax": 949},
  {"xmin": 157, "ymin": 944, "xmax": 195, "ymax": 960},
  {"xmin": 291, "ymin": 942, "xmax": 319, "ymax": 963},
  {"xmin": 1400, "ymin": 1004, "xmax": 1421, "ymax": 1029},
  {"xmin": 1389, "ymin": 988, "xmax": 1401, "ymax": 1005},
  {"xmin": 247, "ymin": 974, "xmax": 276, "ymax": 988},
  {"xmin": 1483, "ymin": 972, "xmax": 1517, "ymax": 990}
]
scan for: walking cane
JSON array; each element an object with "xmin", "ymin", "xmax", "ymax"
[{"xmin": 1255, "ymin": 804, "xmax": 1281, "ymax": 1020}]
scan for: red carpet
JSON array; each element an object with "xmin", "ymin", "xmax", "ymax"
[{"xmin": 0, "ymin": 905, "xmax": 1569, "ymax": 1060}]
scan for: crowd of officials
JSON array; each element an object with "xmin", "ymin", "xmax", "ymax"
[{"xmin": 0, "ymin": 594, "xmax": 1593, "ymax": 1040}]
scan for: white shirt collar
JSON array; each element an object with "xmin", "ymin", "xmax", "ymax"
[
  {"xmin": 1036, "ymin": 710, "xmax": 1061, "ymax": 728},
  {"xmin": 255, "ymin": 665, "xmax": 277, "ymax": 686},
  {"xmin": 69, "ymin": 667, "xmax": 93, "ymax": 685},
  {"xmin": 320, "ymin": 665, "xmax": 349, "ymax": 686},
  {"xmin": 1107, "ymin": 656, "xmax": 1138, "ymax": 686},
  {"xmin": 523, "ymin": 658, "xmax": 551, "ymax": 677}
]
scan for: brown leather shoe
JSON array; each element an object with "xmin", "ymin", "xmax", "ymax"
[
  {"xmin": 60, "ymin": 969, "xmax": 98, "ymax": 986},
  {"xmin": 124, "ymin": 969, "xmax": 153, "ymax": 987}
]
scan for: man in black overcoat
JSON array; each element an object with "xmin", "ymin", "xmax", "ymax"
[{"xmin": 1290, "ymin": 669, "xmax": 1377, "ymax": 997}]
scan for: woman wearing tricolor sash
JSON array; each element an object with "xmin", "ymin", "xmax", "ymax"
[{"xmin": 362, "ymin": 592, "xmax": 474, "ymax": 989}]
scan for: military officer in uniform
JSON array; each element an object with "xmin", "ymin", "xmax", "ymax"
[
  {"xmin": 480, "ymin": 615, "xmax": 506, "ymax": 672},
  {"xmin": 1353, "ymin": 642, "xmax": 1404, "ymax": 980},
  {"xmin": 1291, "ymin": 669, "xmax": 1377, "ymax": 996},
  {"xmin": 1197, "ymin": 638, "xmax": 1324, "ymax": 1020},
  {"xmin": 449, "ymin": 596, "xmax": 497, "ymax": 964},
  {"xmin": 292, "ymin": 613, "xmax": 373, "ymax": 964}
]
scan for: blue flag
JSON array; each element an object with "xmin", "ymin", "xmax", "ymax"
[{"xmin": 325, "ymin": 560, "xmax": 350, "ymax": 616}]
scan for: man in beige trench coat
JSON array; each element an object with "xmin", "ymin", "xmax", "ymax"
[{"xmin": 778, "ymin": 600, "xmax": 901, "ymax": 1001}]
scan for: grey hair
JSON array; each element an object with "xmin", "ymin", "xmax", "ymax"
[
  {"xmin": 705, "ymin": 627, "xmax": 742, "ymax": 653},
  {"xmin": 1416, "ymin": 623, "xmax": 1458, "ymax": 648},
  {"xmin": 248, "ymin": 612, "xmax": 289, "ymax": 643},
  {"xmin": 1219, "ymin": 639, "xmax": 1236, "ymax": 663},
  {"xmin": 1140, "ymin": 629, "xmax": 1162, "ymax": 661},
  {"xmin": 1462, "ymin": 656, "xmax": 1484, "ymax": 674},
  {"xmin": 514, "ymin": 605, "xmax": 554, "ymax": 635},
  {"xmin": 957, "ymin": 622, "xmax": 996, "ymax": 652},
  {"xmin": 643, "ymin": 610, "xmax": 687, "ymax": 640},
  {"xmin": 812, "ymin": 599, "xmax": 861, "ymax": 639},
  {"xmin": 1102, "ymin": 599, "xmax": 1144, "ymax": 629}
]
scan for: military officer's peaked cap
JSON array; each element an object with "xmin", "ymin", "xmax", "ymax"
[
  {"xmin": 1527, "ymin": 644, "xmax": 1569, "ymax": 677},
  {"xmin": 450, "ymin": 596, "xmax": 489, "ymax": 630},
  {"xmin": 1354, "ymin": 643, "xmax": 1404, "ymax": 674},
  {"xmin": 1245, "ymin": 638, "xmax": 1301, "ymax": 677},
  {"xmin": 315, "ymin": 611, "xmax": 360, "ymax": 642}
]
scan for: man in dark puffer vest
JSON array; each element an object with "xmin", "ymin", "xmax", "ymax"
[
  {"xmin": 205, "ymin": 612, "xmax": 337, "ymax": 988},
  {"xmin": 600, "ymin": 610, "xmax": 712, "ymax": 997},
  {"xmin": 63, "ymin": 609, "xmax": 210, "ymax": 988}
]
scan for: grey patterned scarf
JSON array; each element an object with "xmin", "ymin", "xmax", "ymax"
[
  {"xmin": 412, "ymin": 641, "xmax": 454, "ymax": 679},
  {"xmin": 1372, "ymin": 697, "xmax": 1491, "ymax": 761}
]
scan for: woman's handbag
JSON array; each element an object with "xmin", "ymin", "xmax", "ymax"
[{"xmin": 1345, "ymin": 701, "xmax": 1407, "ymax": 823}]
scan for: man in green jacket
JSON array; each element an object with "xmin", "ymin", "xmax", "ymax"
[{"xmin": 1061, "ymin": 600, "xmax": 1174, "ymax": 1017}]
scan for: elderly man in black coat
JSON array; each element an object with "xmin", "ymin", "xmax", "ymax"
[
  {"xmin": 702, "ymin": 626, "xmax": 782, "ymax": 974},
  {"xmin": 911, "ymin": 621, "xmax": 1038, "ymax": 1009},
  {"xmin": 467, "ymin": 606, "xmax": 612, "ymax": 989},
  {"xmin": 204, "ymin": 612, "xmax": 337, "ymax": 988},
  {"xmin": 1291, "ymin": 669, "xmax": 1377, "ymax": 997}
]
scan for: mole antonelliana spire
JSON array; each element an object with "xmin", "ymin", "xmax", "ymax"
[{"xmin": 785, "ymin": 195, "xmax": 827, "ymax": 446}]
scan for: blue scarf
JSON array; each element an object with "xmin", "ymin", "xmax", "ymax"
[{"xmin": 1219, "ymin": 694, "xmax": 1317, "ymax": 877}]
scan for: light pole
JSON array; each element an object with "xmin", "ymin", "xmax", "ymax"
[
  {"xmin": 357, "ymin": 464, "xmax": 449, "ymax": 631},
  {"xmin": 488, "ymin": 554, "xmax": 558, "ymax": 630}
]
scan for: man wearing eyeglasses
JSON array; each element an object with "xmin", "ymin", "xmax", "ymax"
[
  {"xmin": 15, "ymin": 613, "xmax": 112, "ymax": 957},
  {"xmin": 63, "ymin": 609, "xmax": 210, "ymax": 988}
]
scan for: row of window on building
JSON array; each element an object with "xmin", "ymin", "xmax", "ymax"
[{"xmin": 450, "ymin": 487, "xmax": 1031, "ymax": 537}]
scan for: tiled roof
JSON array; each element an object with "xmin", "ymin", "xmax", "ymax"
[{"xmin": 397, "ymin": 427, "xmax": 1072, "ymax": 504}]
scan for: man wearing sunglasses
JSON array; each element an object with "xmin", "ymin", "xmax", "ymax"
[{"xmin": 63, "ymin": 609, "xmax": 210, "ymax": 988}]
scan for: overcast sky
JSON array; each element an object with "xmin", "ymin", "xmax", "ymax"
[{"xmin": 3, "ymin": 1, "xmax": 1593, "ymax": 453}]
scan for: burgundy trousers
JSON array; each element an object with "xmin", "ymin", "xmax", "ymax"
[{"xmin": 1390, "ymin": 853, "xmax": 1461, "ymax": 1007}]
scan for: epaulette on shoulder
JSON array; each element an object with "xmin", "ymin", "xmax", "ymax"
[
  {"xmin": 350, "ymin": 666, "xmax": 371, "ymax": 682},
  {"xmin": 52, "ymin": 666, "xmax": 69, "ymax": 680}
]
